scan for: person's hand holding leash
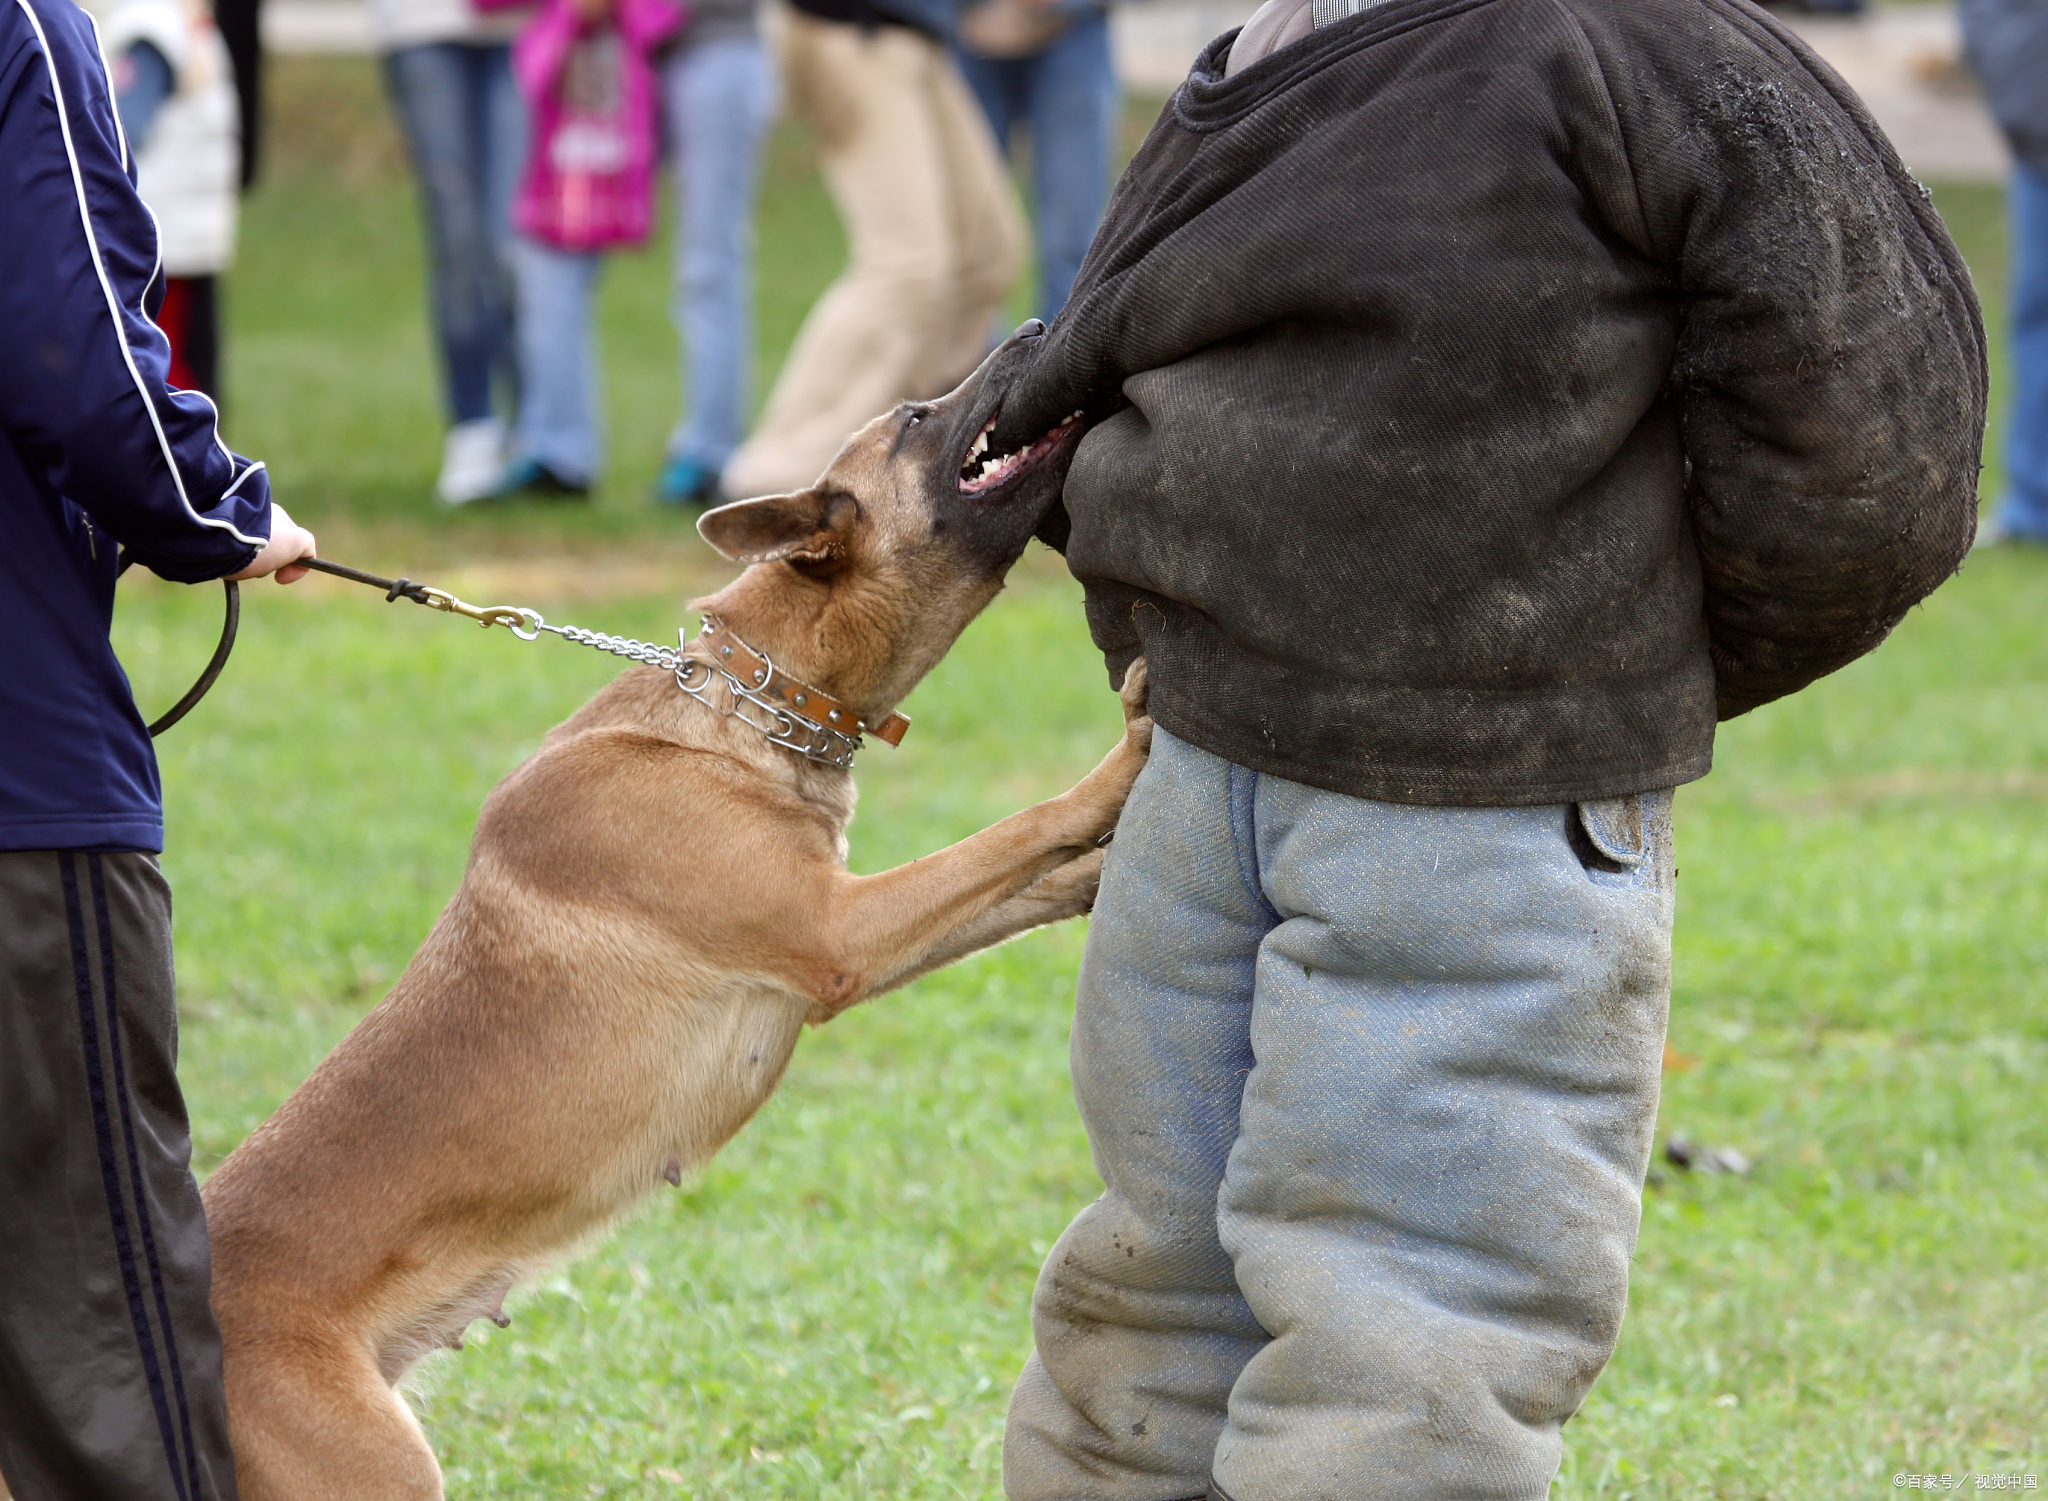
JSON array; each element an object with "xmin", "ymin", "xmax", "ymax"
[{"xmin": 228, "ymin": 503, "xmax": 317, "ymax": 583}]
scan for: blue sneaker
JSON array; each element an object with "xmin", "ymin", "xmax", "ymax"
[
  {"xmin": 655, "ymin": 455, "xmax": 722, "ymax": 509},
  {"xmin": 497, "ymin": 455, "xmax": 590, "ymax": 500}
]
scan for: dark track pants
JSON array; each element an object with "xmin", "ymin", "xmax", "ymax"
[{"xmin": 0, "ymin": 851, "xmax": 238, "ymax": 1501}]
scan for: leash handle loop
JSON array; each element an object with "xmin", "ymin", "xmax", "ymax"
[{"xmin": 146, "ymin": 578, "xmax": 239, "ymax": 738}]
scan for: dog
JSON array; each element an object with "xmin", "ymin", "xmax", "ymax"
[{"xmin": 197, "ymin": 324, "xmax": 1149, "ymax": 1500}]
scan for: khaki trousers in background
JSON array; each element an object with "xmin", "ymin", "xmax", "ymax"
[{"xmin": 722, "ymin": 7, "xmax": 1025, "ymax": 498}]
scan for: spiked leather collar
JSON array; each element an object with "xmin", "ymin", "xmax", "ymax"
[{"xmin": 674, "ymin": 616, "xmax": 911, "ymax": 770}]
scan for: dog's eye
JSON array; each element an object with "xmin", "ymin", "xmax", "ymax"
[{"xmin": 905, "ymin": 412, "xmax": 923, "ymax": 427}]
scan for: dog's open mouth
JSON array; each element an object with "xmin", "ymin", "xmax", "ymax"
[{"xmin": 958, "ymin": 409, "xmax": 1086, "ymax": 496}]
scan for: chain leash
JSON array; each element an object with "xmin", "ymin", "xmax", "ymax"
[{"xmin": 293, "ymin": 558, "xmax": 870, "ymax": 768}]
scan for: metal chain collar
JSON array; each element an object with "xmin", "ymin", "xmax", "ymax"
[
  {"xmin": 677, "ymin": 648, "xmax": 865, "ymax": 768},
  {"xmin": 499, "ymin": 609, "xmax": 867, "ymax": 769}
]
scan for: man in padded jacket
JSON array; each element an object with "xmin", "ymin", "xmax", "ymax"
[
  {"xmin": 981, "ymin": 0, "xmax": 1984, "ymax": 1497},
  {"xmin": 0, "ymin": 0, "xmax": 315, "ymax": 1494}
]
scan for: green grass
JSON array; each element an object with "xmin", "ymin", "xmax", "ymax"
[{"xmin": 105, "ymin": 60, "xmax": 2048, "ymax": 1498}]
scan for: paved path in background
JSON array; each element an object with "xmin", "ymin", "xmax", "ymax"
[
  {"xmin": 1778, "ymin": 6, "xmax": 2007, "ymax": 178},
  {"xmin": 268, "ymin": 0, "xmax": 2008, "ymax": 180},
  {"xmin": 266, "ymin": 0, "xmax": 368, "ymax": 50}
]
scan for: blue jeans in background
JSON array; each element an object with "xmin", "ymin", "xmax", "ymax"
[
  {"xmin": 511, "ymin": 237, "xmax": 600, "ymax": 486},
  {"xmin": 1004, "ymin": 728, "xmax": 1677, "ymax": 1501},
  {"xmin": 958, "ymin": 9, "xmax": 1116, "ymax": 321},
  {"xmin": 384, "ymin": 43, "xmax": 524, "ymax": 426},
  {"xmin": 512, "ymin": 38, "xmax": 775, "ymax": 487},
  {"xmin": 666, "ymin": 37, "xmax": 776, "ymax": 475},
  {"xmin": 1993, "ymin": 162, "xmax": 2048, "ymax": 542}
]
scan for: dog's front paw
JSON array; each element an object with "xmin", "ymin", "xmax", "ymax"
[
  {"xmin": 1118, "ymin": 657, "xmax": 1151, "ymax": 742},
  {"xmin": 1061, "ymin": 663, "xmax": 1151, "ymax": 848},
  {"xmin": 1110, "ymin": 656, "xmax": 1152, "ymax": 773},
  {"xmin": 1023, "ymin": 847, "xmax": 1106, "ymax": 923}
]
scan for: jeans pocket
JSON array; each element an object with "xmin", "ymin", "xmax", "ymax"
[{"xmin": 1569, "ymin": 793, "xmax": 1651, "ymax": 880}]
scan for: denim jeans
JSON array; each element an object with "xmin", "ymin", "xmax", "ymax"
[
  {"xmin": 958, "ymin": 8, "xmax": 1116, "ymax": 321},
  {"xmin": 384, "ymin": 43, "xmax": 524, "ymax": 426},
  {"xmin": 511, "ymin": 238, "xmax": 603, "ymax": 484},
  {"xmin": 511, "ymin": 38, "xmax": 775, "ymax": 485},
  {"xmin": 666, "ymin": 37, "xmax": 777, "ymax": 472},
  {"xmin": 1993, "ymin": 162, "xmax": 2048, "ymax": 541},
  {"xmin": 1004, "ymin": 729, "xmax": 1676, "ymax": 1501}
]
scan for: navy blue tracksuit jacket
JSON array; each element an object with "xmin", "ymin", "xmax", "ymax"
[{"xmin": 1, "ymin": 0, "xmax": 272, "ymax": 854}]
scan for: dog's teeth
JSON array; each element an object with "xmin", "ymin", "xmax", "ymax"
[{"xmin": 969, "ymin": 432, "xmax": 988, "ymax": 459}]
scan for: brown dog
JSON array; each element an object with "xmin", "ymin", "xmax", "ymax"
[{"xmin": 197, "ymin": 327, "xmax": 1147, "ymax": 1500}]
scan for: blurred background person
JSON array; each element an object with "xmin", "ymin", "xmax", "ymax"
[
  {"xmin": 1962, "ymin": 0, "xmax": 2048, "ymax": 548},
  {"xmin": 719, "ymin": 0, "xmax": 1024, "ymax": 499},
  {"xmin": 91, "ymin": 0, "xmax": 241, "ymax": 400},
  {"xmin": 492, "ymin": 0, "xmax": 685, "ymax": 499},
  {"xmin": 213, "ymin": 0, "xmax": 261, "ymax": 185},
  {"xmin": 956, "ymin": 0, "xmax": 1115, "ymax": 323},
  {"xmin": 652, "ymin": 0, "xmax": 777, "ymax": 510},
  {"xmin": 372, "ymin": 0, "xmax": 528, "ymax": 505}
]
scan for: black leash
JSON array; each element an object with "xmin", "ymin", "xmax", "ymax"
[
  {"xmin": 141, "ymin": 556, "xmax": 495, "ymax": 738},
  {"xmin": 143, "ymin": 555, "xmax": 619, "ymax": 736},
  {"xmin": 117, "ymin": 546, "xmax": 242, "ymax": 738},
  {"xmin": 295, "ymin": 555, "xmax": 448, "ymax": 607},
  {"xmin": 146, "ymin": 580, "xmax": 239, "ymax": 737}
]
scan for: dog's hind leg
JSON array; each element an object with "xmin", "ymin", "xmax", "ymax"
[{"xmin": 224, "ymin": 1330, "xmax": 442, "ymax": 1501}]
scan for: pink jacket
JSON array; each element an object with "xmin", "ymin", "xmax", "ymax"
[{"xmin": 476, "ymin": 0, "xmax": 685, "ymax": 250}]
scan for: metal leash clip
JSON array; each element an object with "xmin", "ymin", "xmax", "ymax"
[{"xmin": 408, "ymin": 586, "xmax": 543, "ymax": 638}]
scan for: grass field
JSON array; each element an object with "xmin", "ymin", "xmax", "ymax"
[{"xmin": 105, "ymin": 57, "xmax": 2048, "ymax": 1498}]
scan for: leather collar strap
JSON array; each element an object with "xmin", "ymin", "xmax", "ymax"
[{"xmin": 680, "ymin": 616, "xmax": 910, "ymax": 767}]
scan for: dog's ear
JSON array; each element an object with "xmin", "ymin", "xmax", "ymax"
[{"xmin": 698, "ymin": 490, "xmax": 859, "ymax": 567}]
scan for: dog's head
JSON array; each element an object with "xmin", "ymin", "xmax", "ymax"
[{"xmin": 690, "ymin": 321, "xmax": 1087, "ymax": 719}]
